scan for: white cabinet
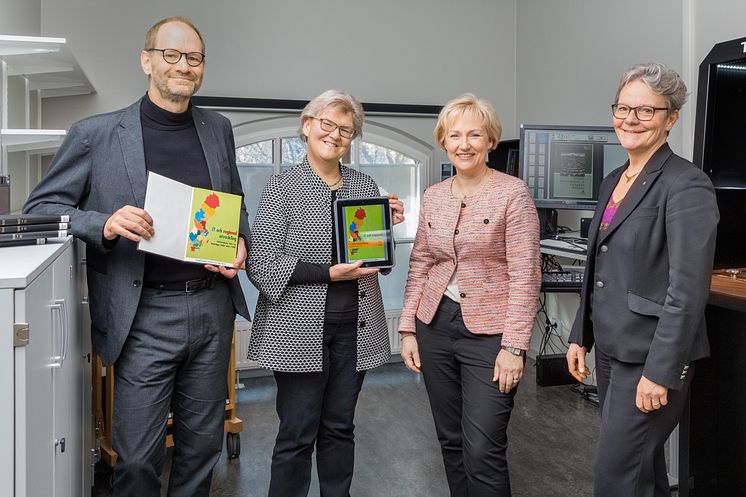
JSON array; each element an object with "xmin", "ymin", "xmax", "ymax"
[
  {"xmin": 0, "ymin": 238, "xmax": 92, "ymax": 497},
  {"xmin": 0, "ymin": 35, "xmax": 94, "ymax": 212}
]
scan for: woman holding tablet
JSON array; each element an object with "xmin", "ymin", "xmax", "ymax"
[
  {"xmin": 399, "ymin": 94, "xmax": 541, "ymax": 497},
  {"xmin": 247, "ymin": 89, "xmax": 403, "ymax": 497}
]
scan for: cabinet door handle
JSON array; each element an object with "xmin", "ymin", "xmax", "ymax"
[
  {"xmin": 58, "ymin": 299, "xmax": 68, "ymax": 366},
  {"xmin": 80, "ymin": 258, "xmax": 89, "ymax": 304},
  {"xmin": 50, "ymin": 300, "xmax": 67, "ymax": 368}
]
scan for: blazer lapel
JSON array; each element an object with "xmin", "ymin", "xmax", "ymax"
[
  {"xmin": 596, "ymin": 143, "xmax": 672, "ymax": 245},
  {"xmin": 117, "ymin": 100, "xmax": 147, "ymax": 207},
  {"xmin": 192, "ymin": 106, "xmax": 222, "ymax": 190}
]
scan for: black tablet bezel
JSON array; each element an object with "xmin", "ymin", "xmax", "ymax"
[{"xmin": 333, "ymin": 196, "xmax": 395, "ymax": 268}]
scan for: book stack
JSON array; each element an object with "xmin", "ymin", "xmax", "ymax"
[{"xmin": 0, "ymin": 214, "xmax": 71, "ymax": 247}]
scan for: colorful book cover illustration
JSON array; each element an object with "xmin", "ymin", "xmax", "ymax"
[
  {"xmin": 342, "ymin": 204, "xmax": 387, "ymax": 263},
  {"xmin": 139, "ymin": 173, "xmax": 242, "ymax": 267}
]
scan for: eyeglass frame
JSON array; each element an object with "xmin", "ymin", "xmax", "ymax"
[
  {"xmin": 310, "ymin": 116, "xmax": 356, "ymax": 139},
  {"xmin": 611, "ymin": 104, "xmax": 669, "ymax": 121},
  {"xmin": 146, "ymin": 48, "xmax": 205, "ymax": 67}
]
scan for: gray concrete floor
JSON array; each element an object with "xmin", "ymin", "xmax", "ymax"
[{"xmin": 93, "ymin": 360, "xmax": 677, "ymax": 496}]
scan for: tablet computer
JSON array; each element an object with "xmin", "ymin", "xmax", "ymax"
[{"xmin": 334, "ymin": 196, "xmax": 395, "ymax": 268}]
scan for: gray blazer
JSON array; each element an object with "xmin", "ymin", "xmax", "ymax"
[
  {"xmin": 569, "ymin": 143, "xmax": 719, "ymax": 390},
  {"xmin": 248, "ymin": 159, "xmax": 390, "ymax": 372},
  {"xmin": 23, "ymin": 98, "xmax": 251, "ymax": 365}
]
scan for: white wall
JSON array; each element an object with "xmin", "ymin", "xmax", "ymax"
[
  {"xmin": 33, "ymin": 0, "xmax": 746, "ymax": 163},
  {"xmin": 0, "ymin": 0, "xmax": 40, "ymax": 36},
  {"xmin": 40, "ymin": 0, "xmax": 517, "ymax": 144},
  {"xmin": 679, "ymin": 0, "xmax": 746, "ymax": 159},
  {"xmin": 516, "ymin": 0, "xmax": 685, "ymax": 154}
]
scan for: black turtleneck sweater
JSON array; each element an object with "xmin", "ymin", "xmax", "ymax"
[{"xmin": 140, "ymin": 93, "xmax": 212, "ymax": 284}]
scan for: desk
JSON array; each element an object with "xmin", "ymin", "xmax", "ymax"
[
  {"xmin": 539, "ymin": 238, "xmax": 587, "ymax": 262},
  {"xmin": 679, "ymin": 273, "xmax": 746, "ymax": 496}
]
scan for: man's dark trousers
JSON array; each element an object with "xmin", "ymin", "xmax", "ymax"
[{"xmin": 111, "ymin": 280, "xmax": 234, "ymax": 497}]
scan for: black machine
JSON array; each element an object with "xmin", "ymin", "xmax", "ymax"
[
  {"xmin": 693, "ymin": 36, "xmax": 746, "ymax": 270},
  {"xmin": 488, "ymin": 139, "xmax": 520, "ymax": 176}
]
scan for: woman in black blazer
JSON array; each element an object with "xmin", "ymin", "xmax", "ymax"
[{"xmin": 566, "ymin": 63, "xmax": 719, "ymax": 497}]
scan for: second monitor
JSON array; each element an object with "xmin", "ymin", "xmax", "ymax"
[{"xmin": 519, "ymin": 124, "xmax": 628, "ymax": 210}]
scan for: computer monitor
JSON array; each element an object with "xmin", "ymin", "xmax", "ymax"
[{"xmin": 519, "ymin": 124, "xmax": 628, "ymax": 210}]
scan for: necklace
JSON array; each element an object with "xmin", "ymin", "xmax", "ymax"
[
  {"xmin": 453, "ymin": 168, "xmax": 491, "ymax": 198},
  {"xmin": 623, "ymin": 168, "xmax": 641, "ymax": 183},
  {"xmin": 327, "ymin": 175, "xmax": 343, "ymax": 189}
]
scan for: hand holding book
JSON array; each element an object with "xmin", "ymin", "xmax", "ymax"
[
  {"xmin": 104, "ymin": 205, "xmax": 154, "ymax": 242},
  {"xmin": 203, "ymin": 235, "xmax": 247, "ymax": 280}
]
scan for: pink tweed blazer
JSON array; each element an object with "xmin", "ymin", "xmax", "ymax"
[{"xmin": 399, "ymin": 171, "xmax": 541, "ymax": 350}]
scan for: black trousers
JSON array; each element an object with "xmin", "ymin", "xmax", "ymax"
[
  {"xmin": 111, "ymin": 280, "xmax": 234, "ymax": 497},
  {"xmin": 417, "ymin": 297, "xmax": 516, "ymax": 497},
  {"xmin": 593, "ymin": 349, "xmax": 693, "ymax": 497},
  {"xmin": 268, "ymin": 320, "xmax": 366, "ymax": 497}
]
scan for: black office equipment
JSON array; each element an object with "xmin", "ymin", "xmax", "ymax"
[
  {"xmin": 488, "ymin": 139, "xmax": 520, "ymax": 176},
  {"xmin": 712, "ymin": 188, "xmax": 746, "ymax": 270},
  {"xmin": 536, "ymin": 354, "xmax": 577, "ymax": 387},
  {"xmin": 693, "ymin": 36, "xmax": 746, "ymax": 270},
  {"xmin": 440, "ymin": 162, "xmax": 455, "ymax": 180},
  {"xmin": 680, "ymin": 36, "xmax": 746, "ymax": 497},
  {"xmin": 540, "ymin": 269, "xmax": 583, "ymax": 292},
  {"xmin": 693, "ymin": 38, "xmax": 746, "ymax": 189},
  {"xmin": 580, "ymin": 217, "xmax": 592, "ymax": 239}
]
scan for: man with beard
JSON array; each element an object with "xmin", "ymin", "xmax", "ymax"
[{"xmin": 23, "ymin": 17, "xmax": 250, "ymax": 497}]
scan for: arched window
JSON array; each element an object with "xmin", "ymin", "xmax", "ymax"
[{"xmin": 235, "ymin": 132, "xmax": 425, "ymax": 313}]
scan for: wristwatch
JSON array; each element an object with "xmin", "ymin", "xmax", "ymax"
[{"xmin": 501, "ymin": 346, "xmax": 526, "ymax": 357}]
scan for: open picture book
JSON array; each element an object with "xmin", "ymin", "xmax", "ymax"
[{"xmin": 138, "ymin": 172, "xmax": 243, "ymax": 267}]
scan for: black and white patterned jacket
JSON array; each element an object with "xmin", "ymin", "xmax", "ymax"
[{"xmin": 247, "ymin": 159, "xmax": 391, "ymax": 372}]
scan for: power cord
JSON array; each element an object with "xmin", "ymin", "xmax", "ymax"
[{"xmin": 572, "ymin": 383, "xmax": 599, "ymax": 407}]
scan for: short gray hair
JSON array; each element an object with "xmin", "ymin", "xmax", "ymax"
[
  {"xmin": 299, "ymin": 90, "xmax": 365, "ymax": 142},
  {"xmin": 615, "ymin": 62, "xmax": 688, "ymax": 111}
]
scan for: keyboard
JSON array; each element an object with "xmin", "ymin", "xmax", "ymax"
[{"xmin": 541, "ymin": 269, "xmax": 584, "ymax": 292}]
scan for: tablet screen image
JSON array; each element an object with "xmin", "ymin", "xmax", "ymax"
[
  {"xmin": 344, "ymin": 204, "xmax": 387, "ymax": 262},
  {"xmin": 334, "ymin": 197, "xmax": 395, "ymax": 268}
]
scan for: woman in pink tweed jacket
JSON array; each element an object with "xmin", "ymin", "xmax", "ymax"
[{"xmin": 399, "ymin": 94, "xmax": 541, "ymax": 497}]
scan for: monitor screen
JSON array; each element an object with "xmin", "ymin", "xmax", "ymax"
[{"xmin": 519, "ymin": 124, "xmax": 627, "ymax": 210}]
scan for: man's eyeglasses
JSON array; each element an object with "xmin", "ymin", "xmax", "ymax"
[
  {"xmin": 611, "ymin": 104, "xmax": 669, "ymax": 121},
  {"xmin": 312, "ymin": 117, "xmax": 356, "ymax": 139},
  {"xmin": 147, "ymin": 48, "xmax": 205, "ymax": 67}
]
